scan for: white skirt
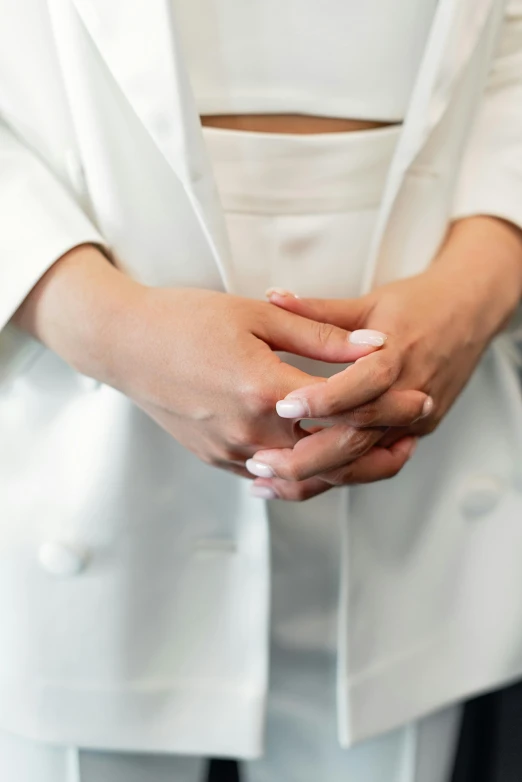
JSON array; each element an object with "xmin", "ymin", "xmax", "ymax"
[{"xmin": 0, "ymin": 126, "xmax": 461, "ymax": 782}]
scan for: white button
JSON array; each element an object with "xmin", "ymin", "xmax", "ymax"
[
  {"xmin": 459, "ymin": 475, "xmax": 505, "ymax": 518},
  {"xmin": 38, "ymin": 542, "xmax": 87, "ymax": 577}
]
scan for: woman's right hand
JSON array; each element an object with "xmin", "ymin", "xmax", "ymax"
[{"xmin": 13, "ymin": 244, "xmax": 383, "ymax": 477}]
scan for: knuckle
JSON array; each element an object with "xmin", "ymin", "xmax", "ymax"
[
  {"xmin": 281, "ymin": 461, "xmax": 306, "ymax": 482},
  {"xmin": 227, "ymin": 424, "xmax": 257, "ymax": 450},
  {"xmin": 374, "ymin": 360, "xmax": 396, "ymax": 389},
  {"xmin": 240, "ymin": 382, "xmax": 273, "ymax": 418},
  {"xmin": 349, "ymin": 404, "xmax": 378, "ymax": 427},
  {"xmin": 312, "ymin": 320, "xmax": 336, "ymax": 348},
  {"xmin": 341, "ymin": 427, "xmax": 374, "ymax": 459},
  {"xmin": 324, "ymin": 469, "xmax": 349, "ymax": 486}
]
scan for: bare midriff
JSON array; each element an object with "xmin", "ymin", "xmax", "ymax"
[{"xmin": 201, "ymin": 114, "xmax": 400, "ymax": 134}]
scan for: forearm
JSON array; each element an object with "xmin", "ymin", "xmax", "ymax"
[
  {"xmin": 12, "ymin": 244, "xmax": 143, "ymax": 384},
  {"xmin": 430, "ymin": 216, "xmax": 522, "ymax": 342}
]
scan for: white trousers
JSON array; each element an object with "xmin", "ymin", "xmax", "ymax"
[{"xmin": 0, "ymin": 126, "xmax": 461, "ymax": 781}]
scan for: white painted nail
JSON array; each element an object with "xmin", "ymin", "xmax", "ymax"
[
  {"xmin": 265, "ymin": 287, "xmax": 299, "ymax": 299},
  {"xmin": 421, "ymin": 397, "xmax": 434, "ymax": 418},
  {"xmin": 349, "ymin": 329, "xmax": 387, "ymax": 347},
  {"xmin": 250, "ymin": 485, "xmax": 277, "ymax": 500},
  {"xmin": 276, "ymin": 399, "xmax": 310, "ymax": 419},
  {"xmin": 246, "ymin": 459, "xmax": 275, "ymax": 478}
]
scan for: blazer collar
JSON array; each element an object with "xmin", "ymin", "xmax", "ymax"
[{"xmin": 72, "ymin": 0, "xmax": 232, "ymax": 286}]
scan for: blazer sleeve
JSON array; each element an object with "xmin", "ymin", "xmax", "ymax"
[
  {"xmin": 452, "ymin": 1, "xmax": 522, "ymax": 229},
  {"xmin": 0, "ymin": 120, "xmax": 104, "ymax": 382}
]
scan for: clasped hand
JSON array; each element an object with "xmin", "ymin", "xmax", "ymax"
[
  {"xmin": 120, "ymin": 219, "xmax": 519, "ymax": 503},
  {"xmin": 246, "ymin": 278, "xmax": 440, "ymax": 502},
  {"xmin": 14, "ymin": 218, "xmax": 521, "ymax": 500},
  {"xmin": 246, "ymin": 215, "xmax": 522, "ymax": 501}
]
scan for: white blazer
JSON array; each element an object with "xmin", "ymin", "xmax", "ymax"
[{"xmin": 1, "ymin": 0, "xmax": 522, "ymax": 760}]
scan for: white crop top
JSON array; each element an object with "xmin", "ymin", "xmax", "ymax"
[{"xmin": 173, "ymin": 0, "xmax": 438, "ymax": 122}]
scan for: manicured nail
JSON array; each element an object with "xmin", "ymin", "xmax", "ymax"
[
  {"xmin": 421, "ymin": 396, "xmax": 434, "ymax": 418},
  {"xmin": 246, "ymin": 459, "xmax": 275, "ymax": 478},
  {"xmin": 276, "ymin": 399, "xmax": 310, "ymax": 419},
  {"xmin": 265, "ymin": 287, "xmax": 299, "ymax": 299},
  {"xmin": 250, "ymin": 485, "xmax": 277, "ymax": 500},
  {"xmin": 349, "ymin": 329, "xmax": 387, "ymax": 347}
]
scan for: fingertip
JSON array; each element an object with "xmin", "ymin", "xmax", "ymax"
[
  {"xmin": 265, "ymin": 287, "xmax": 300, "ymax": 302},
  {"xmin": 250, "ymin": 483, "xmax": 278, "ymax": 500},
  {"xmin": 393, "ymin": 436, "xmax": 419, "ymax": 461}
]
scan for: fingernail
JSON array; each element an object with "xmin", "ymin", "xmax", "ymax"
[
  {"xmin": 349, "ymin": 329, "xmax": 387, "ymax": 347},
  {"xmin": 276, "ymin": 399, "xmax": 310, "ymax": 419},
  {"xmin": 265, "ymin": 287, "xmax": 299, "ymax": 299},
  {"xmin": 250, "ymin": 485, "xmax": 277, "ymax": 500},
  {"xmin": 246, "ymin": 459, "xmax": 275, "ymax": 478},
  {"xmin": 421, "ymin": 396, "xmax": 434, "ymax": 418}
]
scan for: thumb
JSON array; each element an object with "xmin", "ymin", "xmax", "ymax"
[
  {"xmin": 259, "ymin": 302, "xmax": 386, "ymax": 364},
  {"xmin": 266, "ymin": 287, "xmax": 372, "ymax": 332}
]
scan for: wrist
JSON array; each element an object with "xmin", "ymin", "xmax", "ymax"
[
  {"xmin": 431, "ymin": 216, "xmax": 522, "ymax": 339},
  {"xmin": 14, "ymin": 244, "xmax": 145, "ymax": 384}
]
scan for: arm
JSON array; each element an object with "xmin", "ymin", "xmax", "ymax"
[
  {"xmin": 452, "ymin": 1, "xmax": 522, "ymax": 237},
  {"xmin": 0, "ymin": 120, "xmax": 104, "ymax": 382},
  {"xmin": 15, "ymin": 242, "xmax": 424, "ymax": 482},
  {"xmin": 248, "ymin": 3, "xmax": 522, "ymax": 500},
  {"xmin": 2, "ymin": 123, "xmax": 426, "ymax": 483},
  {"xmin": 1, "ymin": 117, "xmax": 384, "ymax": 478}
]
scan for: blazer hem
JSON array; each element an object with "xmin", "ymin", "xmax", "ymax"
[
  {"xmin": 0, "ymin": 679, "xmax": 266, "ymax": 759},
  {"xmin": 340, "ymin": 624, "xmax": 522, "ymax": 747}
]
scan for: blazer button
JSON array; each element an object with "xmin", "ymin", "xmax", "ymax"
[
  {"xmin": 38, "ymin": 542, "xmax": 87, "ymax": 577},
  {"xmin": 458, "ymin": 475, "xmax": 505, "ymax": 518}
]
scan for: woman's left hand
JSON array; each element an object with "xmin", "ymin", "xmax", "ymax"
[{"xmin": 247, "ymin": 217, "xmax": 522, "ymax": 501}]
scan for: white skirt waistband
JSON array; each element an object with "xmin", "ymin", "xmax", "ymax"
[{"xmin": 202, "ymin": 124, "xmax": 400, "ymax": 215}]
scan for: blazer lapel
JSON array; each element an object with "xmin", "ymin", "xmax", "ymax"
[
  {"xmin": 72, "ymin": 0, "xmax": 233, "ymax": 288},
  {"xmin": 362, "ymin": 0, "xmax": 499, "ymax": 293},
  {"xmin": 71, "ymin": 0, "xmax": 500, "ymax": 296}
]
